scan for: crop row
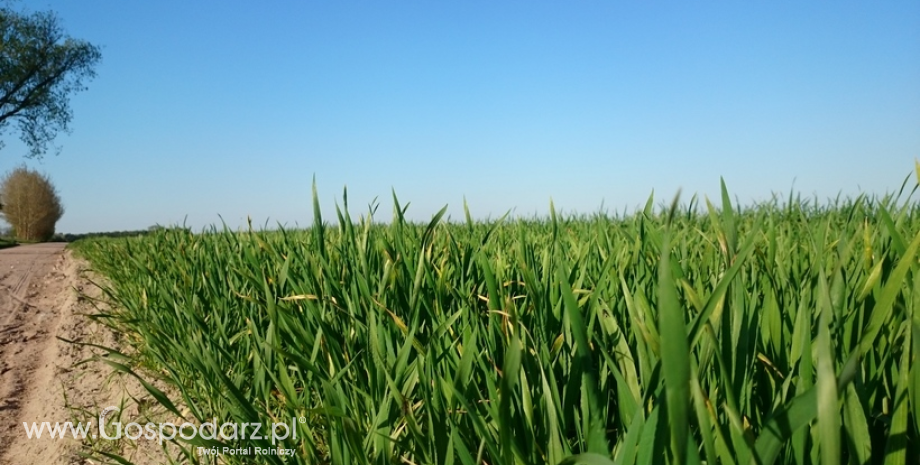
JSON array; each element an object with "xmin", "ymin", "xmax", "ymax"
[{"xmin": 75, "ymin": 181, "xmax": 920, "ymax": 464}]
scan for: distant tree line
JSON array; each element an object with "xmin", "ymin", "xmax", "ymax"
[
  {"xmin": 51, "ymin": 225, "xmax": 191, "ymax": 242},
  {"xmin": 50, "ymin": 230, "xmax": 152, "ymax": 242}
]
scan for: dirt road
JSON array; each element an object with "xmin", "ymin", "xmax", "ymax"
[
  {"xmin": 0, "ymin": 244, "xmax": 179, "ymax": 465},
  {"xmin": 0, "ymin": 243, "xmax": 81, "ymax": 463}
]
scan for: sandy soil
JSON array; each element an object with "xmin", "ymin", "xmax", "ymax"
[{"xmin": 0, "ymin": 244, "xmax": 177, "ymax": 465}]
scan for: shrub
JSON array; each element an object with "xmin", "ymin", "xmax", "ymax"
[{"xmin": 0, "ymin": 165, "xmax": 64, "ymax": 241}]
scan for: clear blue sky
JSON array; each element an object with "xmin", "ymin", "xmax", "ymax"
[{"xmin": 2, "ymin": 1, "xmax": 918, "ymax": 233}]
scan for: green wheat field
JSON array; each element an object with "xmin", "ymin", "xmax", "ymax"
[{"xmin": 73, "ymin": 177, "xmax": 920, "ymax": 465}]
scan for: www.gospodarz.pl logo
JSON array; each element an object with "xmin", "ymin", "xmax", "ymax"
[{"xmin": 22, "ymin": 406, "xmax": 299, "ymax": 446}]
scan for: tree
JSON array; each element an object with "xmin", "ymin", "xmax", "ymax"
[
  {"xmin": 0, "ymin": 165, "xmax": 64, "ymax": 241},
  {"xmin": 1, "ymin": 5, "xmax": 101, "ymax": 158}
]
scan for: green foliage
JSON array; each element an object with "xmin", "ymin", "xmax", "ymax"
[
  {"xmin": 0, "ymin": 5, "xmax": 101, "ymax": 158},
  {"xmin": 76, "ymin": 182, "xmax": 920, "ymax": 464},
  {"xmin": 61, "ymin": 226, "xmax": 189, "ymax": 243}
]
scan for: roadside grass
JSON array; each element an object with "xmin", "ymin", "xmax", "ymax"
[{"xmin": 72, "ymin": 179, "xmax": 920, "ymax": 464}]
